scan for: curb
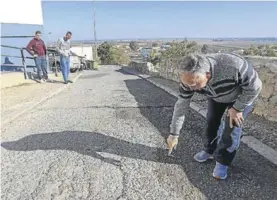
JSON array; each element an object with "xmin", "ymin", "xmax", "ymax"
[
  {"xmin": 122, "ymin": 67, "xmax": 277, "ymax": 166},
  {"xmin": 1, "ymin": 72, "xmax": 83, "ymax": 128}
]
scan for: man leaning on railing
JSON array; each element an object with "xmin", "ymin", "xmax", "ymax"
[{"xmin": 26, "ymin": 30, "xmax": 52, "ymax": 83}]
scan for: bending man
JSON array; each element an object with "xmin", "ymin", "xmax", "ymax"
[{"xmin": 167, "ymin": 53, "xmax": 262, "ymax": 180}]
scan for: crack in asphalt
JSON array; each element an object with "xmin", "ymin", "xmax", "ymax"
[{"xmin": 116, "ymin": 158, "xmax": 129, "ymax": 200}]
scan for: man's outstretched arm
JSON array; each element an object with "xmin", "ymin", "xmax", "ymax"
[{"xmin": 170, "ymin": 83, "xmax": 194, "ymax": 135}]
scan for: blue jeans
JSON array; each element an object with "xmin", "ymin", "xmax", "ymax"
[
  {"xmin": 217, "ymin": 104, "xmax": 253, "ymax": 153},
  {"xmin": 205, "ymin": 99, "xmax": 253, "ymax": 166},
  {"xmin": 34, "ymin": 56, "xmax": 48, "ymax": 80},
  {"xmin": 60, "ymin": 55, "xmax": 70, "ymax": 82}
]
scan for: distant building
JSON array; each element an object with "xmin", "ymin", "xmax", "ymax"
[
  {"xmin": 161, "ymin": 45, "xmax": 171, "ymax": 50},
  {"xmin": 232, "ymin": 49, "xmax": 245, "ymax": 55},
  {"xmin": 1, "ymin": 0, "xmax": 44, "ymax": 71},
  {"xmin": 140, "ymin": 47, "xmax": 152, "ymax": 58},
  {"xmin": 152, "ymin": 47, "xmax": 160, "ymax": 51}
]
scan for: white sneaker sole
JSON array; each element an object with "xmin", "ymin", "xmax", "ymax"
[
  {"xmin": 213, "ymin": 172, "xmax": 227, "ymax": 180},
  {"xmin": 193, "ymin": 155, "xmax": 214, "ymax": 163}
]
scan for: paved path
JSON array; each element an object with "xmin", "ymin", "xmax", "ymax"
[
  {"xmin": 1, "ymin": 66, "xmax": 277, "ymax": 200},
  {"xmin": 1, "ymin": 72, "xmax": 81, "ymax": 126}
]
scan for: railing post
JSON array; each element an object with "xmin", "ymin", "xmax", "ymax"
[
  {"xmin": 20, "ymin": 48, "xmax": 28, "ymax": 79},
  {"xmin": 54, "ymin": 53, "xmax": 58, "ymax": 77}
]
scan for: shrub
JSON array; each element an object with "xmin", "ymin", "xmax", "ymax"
[
  {"xmin": 129, "ymin": 41, "xmax": 139, "ymax": 51},
  {"xmin": 97, "ymin": 42, "xmax": 130, "ymax": 65},
  {"xmin": 201, "ymin": 44, "xmax": 208, "ymax": 54},
  {"xmin": 161, "ymin": 40, "xmax": 198, "ymax": 60},
  {"xmin": 266, "ymin": 49, "xmax": 276, "ymax": 57},
  {"xmin": 152, "ymin": 42, "xmax": 158, "ymax": 47}
]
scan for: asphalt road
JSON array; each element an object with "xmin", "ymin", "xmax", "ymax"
[{"xmin": 1, "ymin": 66, "xmax": 277, "ymax": 200}]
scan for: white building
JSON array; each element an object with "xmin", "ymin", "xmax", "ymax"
[{"xmin": 1, "ymin": 0, "xmax": 44, "ymax": 70}]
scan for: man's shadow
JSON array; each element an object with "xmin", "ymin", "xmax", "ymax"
[
  {"xmin": 2, "ymin": 128, "xmax": 277, "ymax": 200},
  {"xmin": 1, "ymin": 131, "xmax": 174, "ymax": 167}
]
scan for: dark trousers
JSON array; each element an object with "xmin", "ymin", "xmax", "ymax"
[
  {"xmin": 34, "ymin": 56, "xmax": 48, "ymax": 80},
  {"xmin": 204, "ymin": 99, "xmax": 253, "ymax": 166}
]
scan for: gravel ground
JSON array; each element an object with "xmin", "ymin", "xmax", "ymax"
[{"xmin": 1, "ymin": 66, "xmax": 277, "ymax": 200}]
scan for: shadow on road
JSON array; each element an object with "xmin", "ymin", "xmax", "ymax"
[
  {"xmin": 2, "ymin": 129, "xmax": 277, "ymax": 199},
  {"xmin": 2, "ymin": 70, "xmax": 277, "ymax": 200},
  {"xmin": 115, "ymin": 68, "xmax": 134, "ymax": 76},
  {"xmin": 1, "ymin": 131, "xmax": 174, "ymax": 167}
]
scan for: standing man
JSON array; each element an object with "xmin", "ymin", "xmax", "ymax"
[
  {"xmin": 167, "ymin": 53, "xmax": 262, "ymax": 180},
  {"xmin": 26, "ymin": 31, "xmax": 49, "ymax": 83},
  {"xmin": 56, "ymin": 31, "xmax": 73, "ymax": 84}
]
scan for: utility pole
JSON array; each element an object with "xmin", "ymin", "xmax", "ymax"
[
  {"xmin": 93, "ymin": 0, "xmax": 97, "ymax": 63},
  {"xmin": 48, "ymin": 32, "xmax": 52, "ymax": 46},
  {"xmin": 47, "ymin": 32, "xmax": 52, "ymax": 74}
]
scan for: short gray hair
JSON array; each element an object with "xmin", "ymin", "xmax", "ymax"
[{"xmin": 178, "ymin": 54, "xmax": 210, "ymax": 75}]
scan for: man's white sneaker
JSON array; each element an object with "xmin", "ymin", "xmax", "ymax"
[{"xmin": 193, "ymin": 150, "xmax": 214, "ymax": 163}]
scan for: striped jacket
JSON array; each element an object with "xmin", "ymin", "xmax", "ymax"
[{"xmin": 170, "ymin": 53, "xmax": 262, "ymax": 135}]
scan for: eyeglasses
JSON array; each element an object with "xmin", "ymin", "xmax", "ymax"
[{"xmin": 185, "ymin": 83, "xmax": 196, "ymax": 87}]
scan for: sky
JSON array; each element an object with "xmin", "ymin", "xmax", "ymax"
[
  {"xmin": 41, "ymin": 1, "xmax": 277, "ymax": 41},
  {"xmin": 1, "ymin": 1, "xmax": 277, "ymax": 66}
]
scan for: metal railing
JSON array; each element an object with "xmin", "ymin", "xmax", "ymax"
[
  {"xmin": 1, "ymin": 44, "xmax": 36, "ymax": 79},
  {"xmin": 1, "ymin": 35, "xmax": 95, "ymax": 80}
]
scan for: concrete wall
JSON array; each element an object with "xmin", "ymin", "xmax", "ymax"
[
  {"xmin": 130, "ymin": 56, "xmax": 277, "ymax": 122},
  {"xmin": 245, "ymin": 56, "xmax": 277, "ymax": 122}
]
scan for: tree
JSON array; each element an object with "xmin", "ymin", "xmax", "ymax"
[
  {"xmin": 129, "ymin": 41, "xmax": 139, "ymax": 51},
  {"xmin": 97, "ymin": 42, "xmax": 112, "ymax": 64},
  {"xmin": 257, "ymin": 45, "xmax": 264, "ymax": 50},
  {"xmin": 97, "ymin": 41, "xmax": 130, "ymax": 65},
  {"xmin": 266, "ymin": 49, "xmax": 276, "ymax": 57},
  {"xmin": 147, "ymin": 49, "xmax": 161, "ymax": 66},
  {"xmin": 186, "ymin": 41, "xmax": 197, "ymax": 49},
  {"xmin": 253, "ymin": 47, "xmax": 262, "ymax": 56},
  {"xmin": 161, "ymin": 40, "xmax": 198, "ymax": 60},
  {"xmin": 201, "ymin": 44, "xmax": 208, "ymax": 54},
  {"xmin": 109, "ymin": 47, "xmax": 131, "ymax": 65},
  {"xmin": 152, "ymin": 42, "xmax": 158, "ymax": 47},
  {"xmin": 243, "ymin": 49, "xmax": 253, "ymax": 56},
  {"xmin": 244, "ymin": 46, "xmax": 262, "ymax": 56}
]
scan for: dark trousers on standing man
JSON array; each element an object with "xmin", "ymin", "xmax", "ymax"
[{"xmin": 204, "ymin": 99, "xmax": 253, "ymax": 166}]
